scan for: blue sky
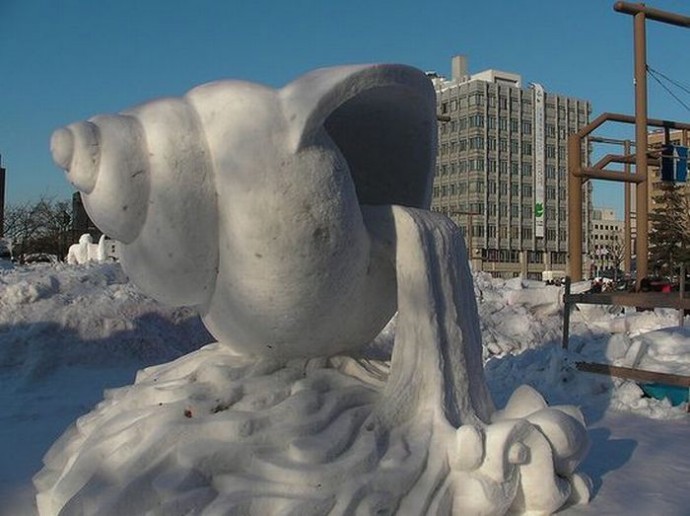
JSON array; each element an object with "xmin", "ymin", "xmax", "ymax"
[{"xmin": 2, "ymin": 0, "xmax": 690, "ymax": 217}]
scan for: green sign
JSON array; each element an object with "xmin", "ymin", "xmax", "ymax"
[{"xmin": 535, "ymin": 202, "xmax": 544, "ymax": 218}]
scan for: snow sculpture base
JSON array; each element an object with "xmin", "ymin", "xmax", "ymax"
[{"xmin": 35, "ymin": 208, "xmax": 590, "ymax": 515}]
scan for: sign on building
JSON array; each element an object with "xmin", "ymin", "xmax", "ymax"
[
  {"xmin": 661, "ymin": 144, "xmax": 688, "ymax": 183},
  {"xmin": 533, "ymin": 84, "xmax": 545, "ymax": 237}
]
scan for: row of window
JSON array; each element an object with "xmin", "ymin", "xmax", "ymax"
[
  {"xmin": 440, "ymin": 118, "xmax": 577, "ymax": 141},
  {"xmin": 433, "ymin": 183, "xmax": 566, "ymax": 201},
  {"xmin": 480, "ymin": 250, "xmax": 567, "ymax": 264},
  {"xmin": 593, "ymin": 223, "xmax": 620, "ymax": 231},
  {"xmin": 592, "ymin": 233, "xmax": 620, "ymax": 241},
  {"xmin": 440, "ymin": 93, "xmax": 587, "ymax": 116},
  {"xmin": 434, "ymin": 200, "xmax": 568, "ymax": 221},
  {"xmin": 436, "ymin": 160, "xmax": 566, "ymax": 178},
  {"xmin": 439, "ymin": 137, "xmax": 566, "ymax": 159}
]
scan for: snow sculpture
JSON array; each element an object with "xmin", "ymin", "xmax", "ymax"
[
  {"xmin": 66, "ymin": 234, "xmax": 107, "ymax": 265},
  {"xmin": 42, "ymin": 64, "xmax": 591, "ymax": 515}
]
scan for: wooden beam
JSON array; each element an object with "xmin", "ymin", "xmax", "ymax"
[
  {"xmin": 566, "ymin": 291, "xmax": 690, "ymax": 310},
  {"xmin": 576, "ymin": 362, "xmax": 690, "ymax": 388}
]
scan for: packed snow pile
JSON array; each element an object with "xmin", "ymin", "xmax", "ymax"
[{"xmin": 1, "ymin": 263, "xmax": 689, "ymax": 515}]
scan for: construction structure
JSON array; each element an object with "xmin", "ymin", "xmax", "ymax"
[
  {"xmin": 568, "ymin": 2, "xmax": 690, "ymax": 285},
  {"xmin": 430, "ymin": 56, "xmax": 592, "ymax": 280}
]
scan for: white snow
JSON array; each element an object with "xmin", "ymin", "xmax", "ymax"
[{"xmin": 0, "ymin": 262, "xmax": 688, "ymax": 514}]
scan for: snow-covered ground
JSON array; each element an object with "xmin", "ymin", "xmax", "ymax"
[{"xmin": 1, "ymin": 262, "xmax": 688, "ymax": 515}]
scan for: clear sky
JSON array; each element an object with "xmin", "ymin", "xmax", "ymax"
[{"xmin": 2, "ymin": 0, "xmax": 690, "ymax": 217}]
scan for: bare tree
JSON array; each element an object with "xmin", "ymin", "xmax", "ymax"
[{"xmin": 3, "ymin": 197, "xmax": 72, "ymax": 262}]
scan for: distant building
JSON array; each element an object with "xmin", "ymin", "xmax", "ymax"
[
  {"xmin": 590, "ymin": 207, "xmax": 624, "ymax": 277},
  {"xmin": 648, "ymin": 128, "xmax": 690, "ymax": 214},
  {"xmin": 429, "ymin": 55, "xmax": 592, "ymax": 280}
]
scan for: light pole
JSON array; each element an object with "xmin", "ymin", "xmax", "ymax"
[{"xmin": 449, "ymin": 210, "xmax": 480, "ymax": 261}]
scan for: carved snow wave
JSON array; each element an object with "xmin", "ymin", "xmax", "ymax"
[{"xmin": 35, "ymin": 208, "xmax": 591, "ymax": 515}]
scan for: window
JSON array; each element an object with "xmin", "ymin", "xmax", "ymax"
[
  {"xmin": 546, "ymin": 186, "xmax": 556, "ymax": 200},
  {"xmin": 488, "ymin": 116, "xmax": 496, "ymax": 130},
  {"xmin": 499, "ymin": 160, "xmax": 508, "ymax": 174},
  {"xmin": 470, "ymin": 202, "xmax": 484, "ymax": 214},
  {"xmin": 522, "ymin": 162, "xmax": 532, "ymax": 177},
  {"xmin": 469, "ymin": 114, "xmax": 485, "ymax": 128},
  {"xmin": 522, "ymin": 143, "xmax": 532, "ymax": 156},
  {"xmin": 488, "ymin": 137, "xmax": 497, "ymax": 150},
  {"xmin": 522, "ymin": 205, "xmax": 532, "ymax": 218},
  {"xmin": 469, "ymin": 136, "xmax": 484, "ymax": 150},
  {"xmin": 511, "ymin": 183, "xmax": 520, "ymax": 196},
  {"xmin": 522, "ymin": 120, "xmax": 532, "ymax": 134},
  {"xmin": 522, "ymin": 184, "xmax": 532, "ymax": 197},
  {"xmin": 469, "ymin": 159, "xmax": 485, "ymax": 171},
  {"xmin": 499, "ymin": 117, "xmax": 508, "ymax": 130},
  {"xmin": 511, "ymin": 140, "xmax": 519, "ymax": 153},
  {"xmin": 510, "ymin": 118, "xmax": 519, "ymax": 132},
  {"xmin": 469, "ymin": 92, "xmax": 484, "ymax": 106},
  {"xmin": 521, "ymin": 227, "xmax": 533, "ymax": 239},
  {"xmin": 499, "ymin": 138, "xmax": 508, "ymax": 152}
]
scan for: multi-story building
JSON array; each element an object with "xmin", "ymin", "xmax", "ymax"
[
  {"xmin": 648, "ymin": 128, "xmax": 690, "ymax": 214},
  {"xmin": 429, "ymin": 55, "xmax": 592, "ymax": 279},
  {"xmin": 590, "ymin": 207, "xmax": 625, "ymax": 277}
]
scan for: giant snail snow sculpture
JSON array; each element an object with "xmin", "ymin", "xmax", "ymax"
[{"xmin": 39, "ymin": 64, "xmax": 591, "ymax": 515}]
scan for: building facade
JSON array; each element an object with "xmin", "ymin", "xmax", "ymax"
[
  {"xmin": 429, "ymin": 56, "xmax": 592, "ymax": 279},
  {"xmin": 590, "ymin": 207, "xmax": 624, "ymax": 277}
]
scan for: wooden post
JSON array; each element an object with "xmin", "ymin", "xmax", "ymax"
[{"xmin": 562, "ymin": 276, "xmax": 572, "ymax": 349}]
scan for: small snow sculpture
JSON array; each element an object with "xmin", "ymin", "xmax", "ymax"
[
  {"xmin": 43, "ymin": 64, "xmax": 591, "ymax": 515},
  {"xmin": 66, "ymin": 234, "xmax": 107, "ymax": 265}
]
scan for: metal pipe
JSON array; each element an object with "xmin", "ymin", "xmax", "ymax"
[
  {"xmin": 568, "ymin": 134, "xmax": 583, "ymax": 280},
  {"xmin": 576, "ymin": 167, "xmax": 645, "ymax": 183},
  {"xmin": 614, "ymin": 2, "xmax": 690, "ymax": 28},
  {"xmin": 624, "ymin": 141, "xmax": 632, "ymax": 276},
  {"xmin": 634, "ymin": 10, "xmax": 649, "ymax": 284}
]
